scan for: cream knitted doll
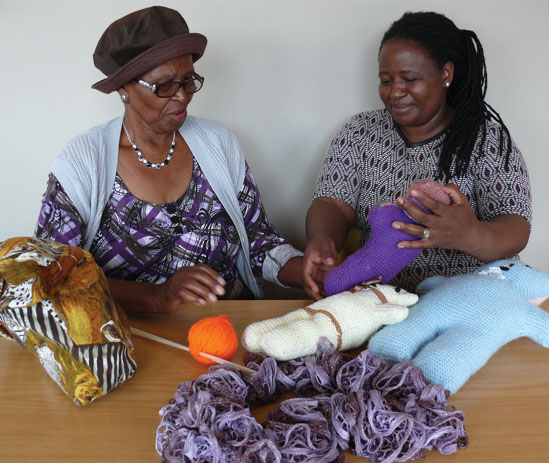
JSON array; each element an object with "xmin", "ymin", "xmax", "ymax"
[{"xmin": 242, "ymin": 283, "xmax": 418, "ymax": 361}]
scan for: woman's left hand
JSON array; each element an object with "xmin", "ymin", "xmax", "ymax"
[{"xmin": 391, "ymin": 184, "xmax": 480, "ymax": 252}]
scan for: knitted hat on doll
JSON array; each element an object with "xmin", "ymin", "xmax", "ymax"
[{"xmin": 368, "ymin": 259, "xmax": 549, "ymax": 394}]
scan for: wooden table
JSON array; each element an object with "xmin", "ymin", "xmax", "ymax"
[{"xmin": 1, "ymin": 299, "xmax": 548, "ymax": 462}]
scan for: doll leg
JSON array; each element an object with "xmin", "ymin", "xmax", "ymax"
[
  {"xmin": 241, "ymin": 308, "xmax": 310, "ymax": 353},
  {"xmin": 324, "ymin": 204, "xmax": 421, "ymax": 296},
  {"xmin": 324, "ymin": 180, "xmax": 451, "ymax": 296},
  {"xmin": 256, "ymin": 316, "xmax": 339, "ymax": 361},
  {"xmin": 411, "ymin": 326, "xmax": 494, "ymax": 394},
  {"xmin": 367, "ymin": 310, "xmax": 440, "ymax": 364}
]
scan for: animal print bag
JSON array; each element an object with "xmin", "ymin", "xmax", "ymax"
[{"xmin": 0, "ymin": 237, "xmax": 137, "ymax": 406}]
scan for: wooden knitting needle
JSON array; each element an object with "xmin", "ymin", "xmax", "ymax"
[{"xmin": 130, "ymin": 327, "xmax": 256, "ymax": 374}]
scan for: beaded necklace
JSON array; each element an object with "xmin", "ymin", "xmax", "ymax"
[{"xmin": 122, "ymin": 122, "xmax": 175, "ymax": 169}]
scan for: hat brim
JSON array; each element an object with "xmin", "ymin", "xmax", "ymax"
[{"xmin": 91, "ymin": 33, "xmax": 207, "ymax": 94}]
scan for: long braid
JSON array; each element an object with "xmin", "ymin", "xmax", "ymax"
[{"xmin": 380, "ymin": 12, "xmax": 511, "ymax": 181}]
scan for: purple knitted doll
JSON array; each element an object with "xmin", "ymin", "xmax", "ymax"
[{"xmin": 324, "ymin": 180, "xmax": 451, "ymax": 296}]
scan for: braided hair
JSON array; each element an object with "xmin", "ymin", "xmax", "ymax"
[{"xmin": 380, "ymin": 11, "xmax": 511, "ymax": 181}]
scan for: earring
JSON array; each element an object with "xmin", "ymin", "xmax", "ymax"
[
  {"xmin": 120, "ymin": 94, "xmax": 129, "ymax": 104},
  {"xmin": 444, "ymin": 82, "xmax": 451, "ymax": 88}
]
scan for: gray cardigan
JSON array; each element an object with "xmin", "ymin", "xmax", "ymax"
[{"xmin": 51, "ymin": 115, "xmax": 295, "ymax": 298}]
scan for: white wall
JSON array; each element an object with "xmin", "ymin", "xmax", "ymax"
[{"xmin": 1, "ymin": 0, "xmax": 548, "ymax": 272}]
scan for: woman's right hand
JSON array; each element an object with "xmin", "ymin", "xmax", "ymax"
[
  {"xmin": 152, "ymin": 264, "xmax": 226, "ymax": 313},
  {"xmin": 303, "ymin": 235, "xmax": 338, "ymax": 301}
]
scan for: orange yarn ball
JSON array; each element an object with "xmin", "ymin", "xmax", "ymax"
[{"xmin": 188, "ymin": 315, "xmax": 238, "ymax": 365}]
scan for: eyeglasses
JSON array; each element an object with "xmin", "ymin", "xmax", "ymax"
[{"xmin": 136, "ymin": 73, "xmax": 204, "ymax": 98}]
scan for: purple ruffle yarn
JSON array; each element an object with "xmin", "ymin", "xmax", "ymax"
[{"xmin": 156, "ymin": 339, "xmax": 468, "ymax": 462}]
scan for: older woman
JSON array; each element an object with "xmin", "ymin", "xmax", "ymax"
[
  {"xmin": 304, "ymin": 11, "xmax": 532, "ymax": 300},
  {"xmin": 35, "ymin": 6, "xmax": 303, "ymax": 313}
]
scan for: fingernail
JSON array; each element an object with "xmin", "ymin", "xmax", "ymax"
[
  {"xmin": 410, "ymin": 190, "xmax": 418, "ymax": 197},
  {"xmin": 215, "ymin": 285, "xmax": 225, "ymax": 295},
  {"xmin": 217, "ymin": 277, "xmax": 226, "ymax": 285},
  {"xmin": 198, "ymin": 298, "xmax": 206, "ymax": 305},
  {"xmin": 208, "ymin": 293, "xmax": 217, "ymax": 302},
  {"xmin": 392, "ymin": 223, "xmax": 401, "ymax": 230},
  {"xmin": 397, "ymin": 197, "xmax": 404, "ymax": 205},
  {"xmin": 397, "ymin": 243, "xmax": 405, "ymax": 248}
]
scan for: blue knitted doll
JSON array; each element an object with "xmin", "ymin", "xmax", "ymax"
[{"xmin": 367, "ymin": 259, "xmax": 549, "ymax": 394}]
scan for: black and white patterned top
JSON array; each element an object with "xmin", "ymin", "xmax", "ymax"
[{"xmin": 314, "ymin": 109, "xmax": 532, "ymax": 292}]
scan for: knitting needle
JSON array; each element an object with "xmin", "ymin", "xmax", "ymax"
[{"xmin": 130, "ymin": 327, "xmax": 256, "ymax": 374}]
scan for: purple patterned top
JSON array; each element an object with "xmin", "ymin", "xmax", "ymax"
[
  {"xmin": 36, "ymin": 158, "xmax": 286, "ymax": 298},
  {"xmin": 314, "ymin": 109, "xmax": 532, "ymax": 292}
]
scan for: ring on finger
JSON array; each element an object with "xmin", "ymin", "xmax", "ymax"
[{"xmin": 422, "ymin": 227, "xmax": 431, "ymax": 240}]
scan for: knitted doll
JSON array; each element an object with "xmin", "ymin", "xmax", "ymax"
[
  {"xmin": 324, "ymin": 179, "xmax": 451, "ymax": 296},
  {"xmin": 242, "ymin": 283, "xmax": 418, "ymax": 361},
  {"xmin": 368, "ymin": 259, "xmax": 549, "ymax": 394}
]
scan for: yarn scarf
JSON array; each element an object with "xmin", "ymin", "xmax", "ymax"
[{"xmin": 156, "ymin": 339, "xmax": 468, "ymax": 462}]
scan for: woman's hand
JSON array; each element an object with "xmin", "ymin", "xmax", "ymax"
[
  {"xmin": 391, "ymin": 184, "xmax": 530, "ymax": 261},
  {"xmin": 304, "ymin": 197, "xmax": 356, "ymax": 300},
  {"xmin": 152, "ymin": 264, "xmax": 226, "ymax": 313},
  {"xmin": 108, "ymin": 265, "xmax": 225, "ymax": 315},
  {"xmin": 303, "ymin": 234, "xmax": 338, "ymax": 300},
  {"xmin": 392, "ymin": 184, "xmax": 479, "ymax": 251}
]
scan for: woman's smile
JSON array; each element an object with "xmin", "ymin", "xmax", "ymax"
[{"xmin": 390, "ymin": 103, "xmax": 413, "ymax": 114}]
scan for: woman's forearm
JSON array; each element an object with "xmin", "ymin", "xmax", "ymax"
[
  {"xmin": 306, "ymin": 197, "xmax": 356, "ymax": 250},
  {"xmin": 464, "ymin": 214, "xmax": 530, "ymax": 262},
  {"xmin": 107, "ymin": 278, "xmax": 160, "ymax": 314},
  {"xmin": 277, "ymin": 256, "xmax": 304, "ymax": 287}
]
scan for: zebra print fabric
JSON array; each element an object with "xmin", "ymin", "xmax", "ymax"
[{"xmin": 0, "ymin": 237, "xmax": 137, "ymax": 406}]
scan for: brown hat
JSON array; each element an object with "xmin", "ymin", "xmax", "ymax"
[{"xmin": 91, "ymin": 6, "xmax": 207, "ymax": 93}]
